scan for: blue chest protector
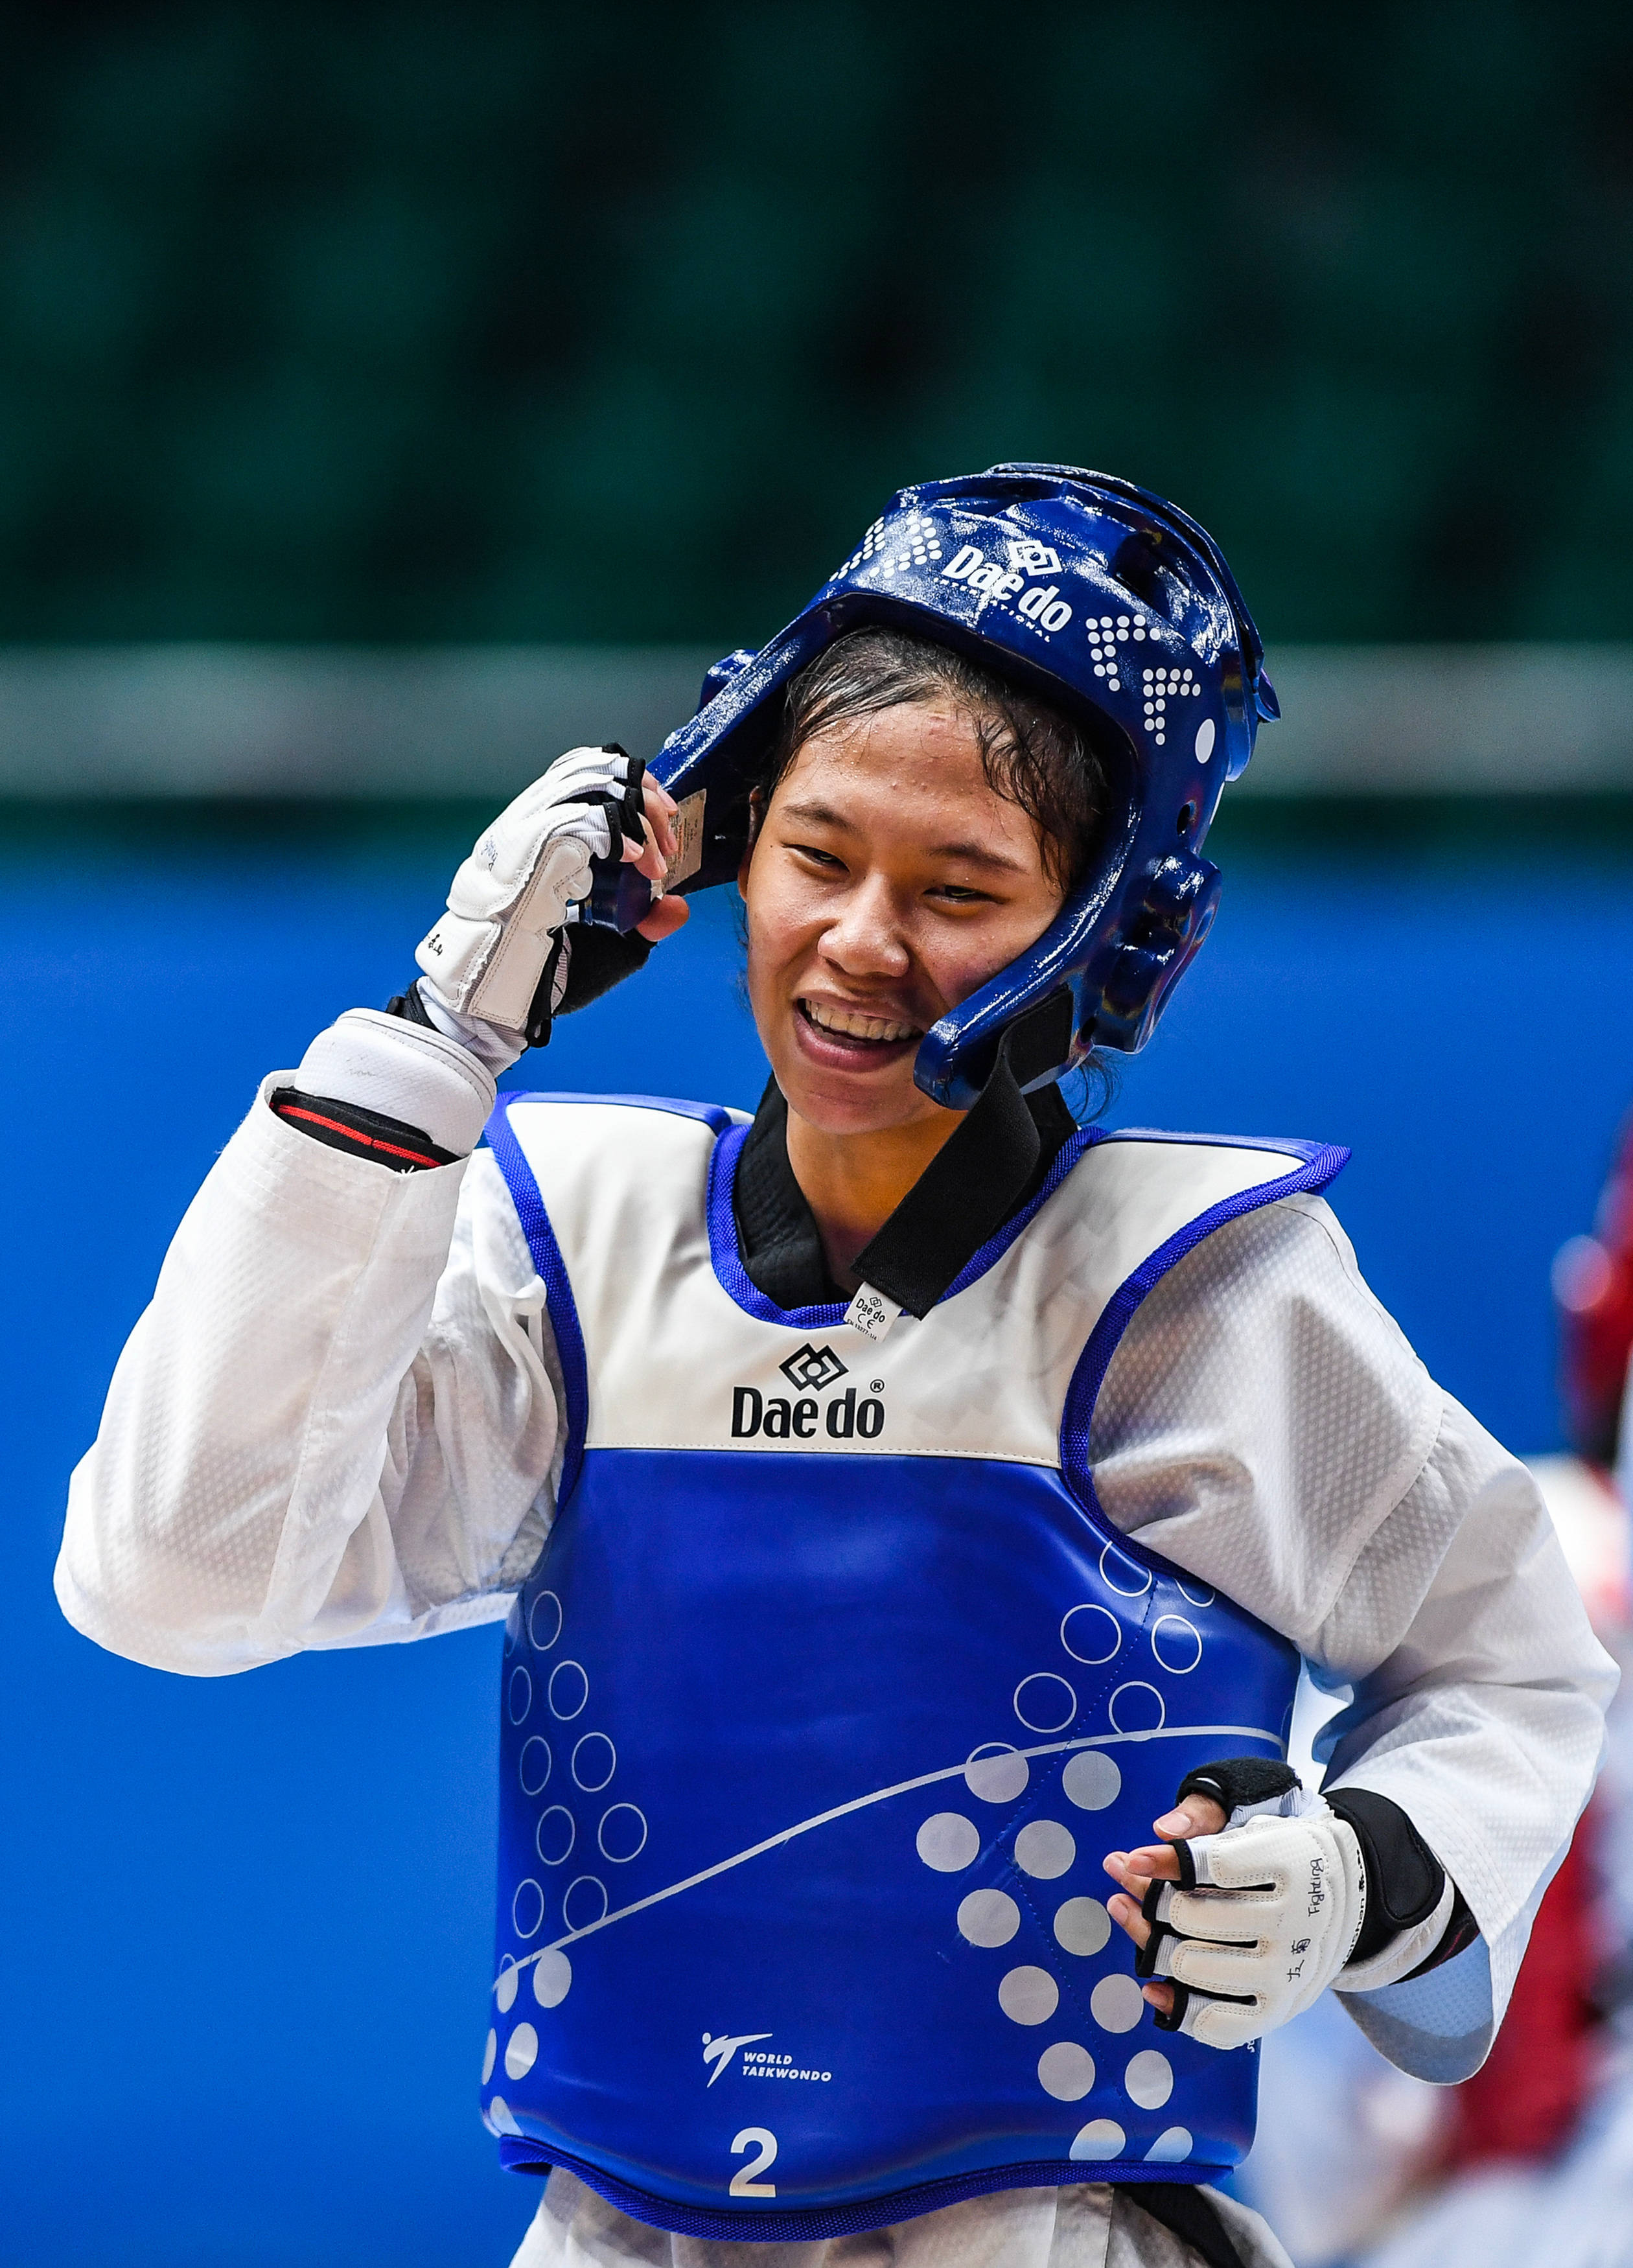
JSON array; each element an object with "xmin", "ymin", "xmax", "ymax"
[{"xmin": 479, "ymin": 1096, "xmax": 1345, "ymax": 2240}]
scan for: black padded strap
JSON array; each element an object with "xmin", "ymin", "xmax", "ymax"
[
  {"xmin": 1118, "ymin": 2182, "xmax": 1251, "ymax": 2268},
  {"xmin": 1176, "ymin": 1758, "xmax": 1302, "ymax": 1816},
  {"xmin": 557, "ymin": 923, "xmax": 651, "ymax": 1016},
  {"xmin": 385, "ymin": 979, "xmax": 438, "ymax": 1028},
  {"xmin": 849, "ymin": 993, "xmax": 1073, "ymax": 1318},
  {"xmin": 1326, "ymin": 1787, "xmax": 1448, "ymax": 1966}
]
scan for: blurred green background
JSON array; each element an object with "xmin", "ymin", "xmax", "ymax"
[{"xmin": 6, "ymin": 0, "xmax": 1633, "ymax": 652}]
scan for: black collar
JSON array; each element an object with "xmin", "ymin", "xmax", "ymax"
[{"xmin": 732, "ymin": 1074, "xmax": 1079, "ymax": 1313}]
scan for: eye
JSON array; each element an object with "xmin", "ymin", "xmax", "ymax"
[
  {"xmin": 929, "ymin": 881, "xmax": 997, "ymax": 905},
  {"xmin": 787, "ymin": 840, "xmax": 846, "ymax": 870}
]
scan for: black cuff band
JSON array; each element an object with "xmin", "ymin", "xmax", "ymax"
[
  {"xmin": 270, "ymin": 1087, "xmax": 459, "ymax": 1173},
  {"xmin": 384, "ymin": 980, "xmax": 437, "ymax": 1029}
]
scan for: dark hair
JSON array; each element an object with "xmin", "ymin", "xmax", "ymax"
[{"xmin": 753, "ymin": 626, "xmax": 1113, "ymax": 892}]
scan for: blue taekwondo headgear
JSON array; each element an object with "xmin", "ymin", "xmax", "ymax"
[{"xmin": 588, "ymin": 463, "xmax": 1277, "ymax": 1111}]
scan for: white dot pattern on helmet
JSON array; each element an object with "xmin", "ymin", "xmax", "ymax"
[
  {"xmin": 481, "ymin": 2028, "xmax": 497, "ymax": 2084},
  {"xmin": 1139, "ymin": 663, "xmax": 1201, "ymax": 748},
  {"xmin": 1038, "ymin": 2041, "xmax": 1096, "ymax": 2101},
  {"xmin": 511, "ymin": 1879, "xmax": 546, "ymax": 1938},
  {"xmin": 1085, "ymin": 612, "xmax": 1147, "ymax": 692},
  {"xmin": 1124, "ymin": 2048, "xmax": 1174, "ymax": 2109},
  {"xmin": 495, "ymin": 1959, "xmax": 520, "ymax": 2013},
  {"xmin": 1145, "ymin": 2126, "xmax": 1194, "ymax": 2163},
  {"xmin": 999, "ymin": 1965, "xmax": 1060, "ymax": 2024},
  {"xmin": 548, "ymin": 1661, "xmax": 588, "ymax": 1719},
  {"xmin": 842, "ymin": 509, "xmax": 944, "ymax": 580},
  {"xmin": 504, "ymin": 2022, "xmax": 539, "ymax": 2081},
  {"xmin": 518, "ymin": 1736, "xmax": 551, "ymax": 1796},
  {"xmin": 917, "ymin": 1811, "xmax": 981, "ymax": 1871},
  {"xmin": 487, "ymin": 2096, "xmax": 522, "ymax": 2138}
]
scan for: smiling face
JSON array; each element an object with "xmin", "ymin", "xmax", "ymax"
[{"xmin": 739, "ymin": 698, "xmax": 1067, "ymax": 1139}]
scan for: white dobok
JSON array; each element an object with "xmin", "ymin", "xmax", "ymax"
[{"xmin": 55, "ymin": 1004, "xmax": 1616, "ymax": 2268}]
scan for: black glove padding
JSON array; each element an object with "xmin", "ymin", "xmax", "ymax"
[
  {"xmin": 555, "ymin": 923, "xmax": 652, "ymax": 1014},
  {"xmin": 522, "ymin": 923, "xmax": 652, "ymax": 1047}
]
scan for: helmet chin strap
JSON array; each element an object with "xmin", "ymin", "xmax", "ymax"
[{"xmin": 843, "ymin": 992, "xmax": 1077, "ymax": 1324}]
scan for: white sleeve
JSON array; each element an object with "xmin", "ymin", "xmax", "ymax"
[
  {"xmin": 1088, "ymin": 1188, "xmax": 1617, "ymax": 2079},
  {"xmin": 54, "ymin": 1078, "xmax": 561, "ymax": 1676}
]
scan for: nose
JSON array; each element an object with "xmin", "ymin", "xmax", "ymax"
[{"xmin": 819, "ymin": 870, "xmax": 912, "ymax": 981}]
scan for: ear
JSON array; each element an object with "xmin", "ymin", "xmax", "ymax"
[{"xmin": 737, "ymin": 788, "xmax": 766, "ymax": 902}]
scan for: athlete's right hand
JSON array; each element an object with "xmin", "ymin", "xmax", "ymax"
[{"xmin": 415, "ymin": 746, "xmax": 681, "ymax": 1041}]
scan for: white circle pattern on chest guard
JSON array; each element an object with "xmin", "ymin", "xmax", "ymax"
[
  {"xmin": 1013, "ymin": 1674, "xmax": 1078, "ymax": 1732},
  {"xmin": 1061, "ymin": 1604, "xmax": 1122, "ymax": 1663}
]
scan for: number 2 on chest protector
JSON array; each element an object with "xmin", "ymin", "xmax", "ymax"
[{"xmin": 729, "ymin": 2127, "xmax": 778, "ymax": 2197}]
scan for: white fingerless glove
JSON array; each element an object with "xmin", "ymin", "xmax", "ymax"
[
  {"xmin": 415, "ymin": 745, "xmax": 647, "ymax": 1036},
  {"xmin": 1137, "ymin": 1800, "xmax": 1367, "ymax": 2050}
]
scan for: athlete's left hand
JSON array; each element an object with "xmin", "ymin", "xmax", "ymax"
[{"xmin": 1103, "ymin": 1790, "xmax": 1367, "ymax": 2050}]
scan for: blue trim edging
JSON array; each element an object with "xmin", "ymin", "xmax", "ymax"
[
  {"xmin": 496, "ymin": 2136, "xmax": 1223, "ymax": 2239},
  {"xmin": 1059, "ymin": 1135, "xmax": 1350, "ymax": 1518},
  {"xmin": 484, "ymin": 1097, "xmax": 592, "ymax": 1508}
]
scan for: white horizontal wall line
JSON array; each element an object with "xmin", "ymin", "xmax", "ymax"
[{"xmin": 0, "ymin": 643, "xmax": 1628, "ymax": 797}]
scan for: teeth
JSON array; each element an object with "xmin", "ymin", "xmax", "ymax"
[{"xmin": 804, "ymin": 999, "xmax": 918, "ymax": 1045}]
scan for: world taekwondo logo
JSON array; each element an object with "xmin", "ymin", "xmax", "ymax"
[
  {"xmin": 702, "ymin": 2029, "xmax": 771, "ymax": 2085},
  {"xmin": 702, "ymin": 2029, "xmax": 835, "ymax": 2085},
  {"xmin": 778, "ymin": 1343, "xmax": 848, "ymax": 1393}
]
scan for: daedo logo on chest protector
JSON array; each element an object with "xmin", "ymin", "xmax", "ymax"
[{"xmin": 730, "ymin": 1343, "xmax": 886, "ymax": 1441}]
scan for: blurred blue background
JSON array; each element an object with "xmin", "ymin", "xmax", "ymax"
[{"xmin": 6, "ymin": 3, "xmax": 1633, "ymax": 2262}]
